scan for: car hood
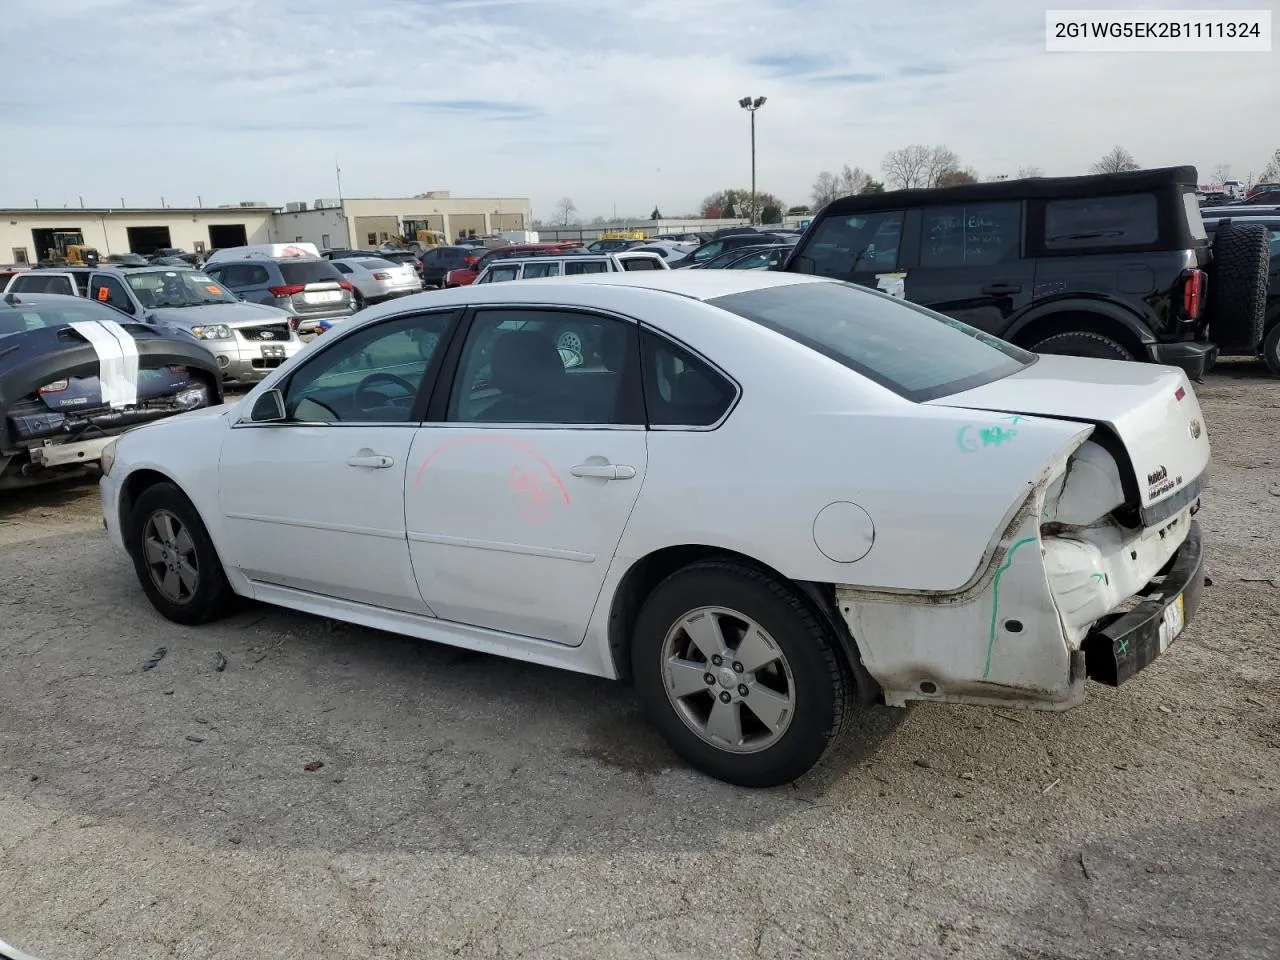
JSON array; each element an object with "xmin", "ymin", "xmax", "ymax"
[
  {"xmin": 149, "ymin": 302, "xmax": 292, "ymax": 329},
  {"xmin": 928, "ymin": 354, "xmax": 1210, "ymax": 516}
]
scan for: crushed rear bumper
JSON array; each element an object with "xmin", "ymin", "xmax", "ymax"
[{"xmin": 1082, "ymin": 520, "xmax": 1206, "ymax": 686}]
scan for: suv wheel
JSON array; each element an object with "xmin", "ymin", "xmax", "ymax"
[
  {"xmin": 1262, "ymin": 323, "xmax": 1280, "ymax": 377},
  {"xmin": 1030, "ymin": 330, "xmax": 1135, "ymax": 362},
  {"xmin": 631, "ymin": 559, "xmax": 853, "ymax": 787},
  {"xmin": 1209, "ymin": 222, "xmax": 1269, "ymax": 354}
]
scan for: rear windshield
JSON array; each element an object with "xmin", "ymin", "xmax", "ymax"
[
  {"xmin": 708, "ymin": 280, "xmax": 1035, "ymax": 402},
  {"xmin": 0, "ymin": 299, "xmax": 128, "ymax": 338},
  {"xmin": 10, "ymin": 273, "xmax": 77, "ymax": 295},
  {"xmin": 358, "ymin": 259, "xmax": 396, "ymax": 270},
  {"xmin": 279, "ymin": 260, "xmax": 342, "ymax": 284}
]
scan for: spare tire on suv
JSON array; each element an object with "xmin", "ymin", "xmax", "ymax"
[{"xmin": 1208, "ymin": 222, "xmax": 1270, "ymax": 353}]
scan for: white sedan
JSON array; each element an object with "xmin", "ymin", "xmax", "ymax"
[{"xmin": 99, "ymin": 272, "xmax": 1210, "ymax": 786}]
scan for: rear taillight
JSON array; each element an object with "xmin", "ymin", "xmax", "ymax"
[
  {"xmin": 1180, "ymin": 268, "xmax": 1206, "ymax": 321},
  {"xmin": 288, "ymin": 316, "xmax": 299, "ymax": 330},
  {"xmin": 338, "ymin": 280, "xmax": 354, "ymax": 291},
  {"xmin": 372, "ymin": 272, "xmax": 392, "ymax": 280},
  {"xmin": 269, "ymin": 284, "xmax": 305, "ymax": 297},
  {"xmin": 167, "ymin": 365, "xmax": 189, "ymax": 375},
  {"xmin": 463, "ymin": 257, "xmax": 479, "ymax": 266},
  {"xmin": 38, "ymin": 379, "xmax": 68, "ymax": 394}
]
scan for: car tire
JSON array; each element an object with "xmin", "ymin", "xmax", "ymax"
[
  {"xmin": 1209, "ymin": 222, "xmax": 1269, "ymax": 354},
  {"xmin": 352, "ymin": 292, "xmax": 365, "ymax": 312},
  {"xmin": 1262, "ymin": 322, "xmax": 1280, "ymax": 377},
  {"xmin": 631, "ymin": 559, "xmax": 853, "ymax": 787},
  {"xmin": 1031, "ymin": 330, "xmax": 1136, "ymax": 362},
  {"xmin": 128, "ymin": 482, "xmax": 235, "ymax": 625}
]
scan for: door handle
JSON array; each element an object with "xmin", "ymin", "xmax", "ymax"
[
  {"xmin": 982, "ymin": 283, "xmax": 1022, "ymax": 295},
  {"xmin": 571, "ymin": 463, "xmax": 637, "ymax": 480},
  {"xmin": 346, "ymin": 453, "xmax": 395, "ymax": 469}
]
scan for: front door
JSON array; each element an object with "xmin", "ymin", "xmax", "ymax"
[
  {"xmin": 903, "ymin": 200, "xmax": 1034, "ymax": 335},
  {"xmin": 218, "ymin": 309, "xmax": 458, "ymax": 612},
  {"xmin": 405, "ymin": 306, "xmax": 648, "ymax": 646}
]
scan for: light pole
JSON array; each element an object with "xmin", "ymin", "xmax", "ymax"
[{"xmin": 738, "ymin": 96, "xmax": 766, "ymax": 224}]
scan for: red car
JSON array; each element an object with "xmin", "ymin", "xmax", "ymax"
[{"xmin": 442, "ymin": 242, "xmax": 583, "ymax": 287}]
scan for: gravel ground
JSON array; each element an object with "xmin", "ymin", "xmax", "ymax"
[{"xmin": 1, "ymin": 363, "xmax": 1277, "ymax": 960}]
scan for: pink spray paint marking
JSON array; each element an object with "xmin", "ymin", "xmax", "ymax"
[{"xmin": 413, "ymin": 434, "xmax": 571, "ymax": 525}]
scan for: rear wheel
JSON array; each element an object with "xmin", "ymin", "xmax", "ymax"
[
  {"xmin": 128, "ymin": 482, "xmax": 235, "ymax": 625},
  {"xmin": 1209, "ymin": 222, "xmax": 1269, "ymax": 354},
  {"xmin": 1262, "ymin": 322, "xmax": 1280, "ymax": 377},
  {"xmin": 1030, "ymin": 330, "xmax": 1136, "ymax": 362},
  {"xmin": 631, "ymin": 560, "xmax": 852, "ymax": 787},
  {"xmin": 352, "ymin": 291, "xmax": 365, "ymax": 312}
]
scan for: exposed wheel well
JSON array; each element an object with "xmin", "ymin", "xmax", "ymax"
[
  {"xmin": 606, "ymin": 544, "xmax": 879, "ymax": 702},
  {"xmin": 118, "ymin": 468, "xmax": 178, "ymax": 544},
  {"xmin": 1010, "ymin": 311, "xmax": 1148, "ymax": 359}
]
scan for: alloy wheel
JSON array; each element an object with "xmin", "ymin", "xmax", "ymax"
[
  {"xmin": 141, "ymin": 509, "xmax": 199, "ymax": 604},
  {"xmin": 660, "ymin": 606, "xmax": 796, "ymax": 754}
]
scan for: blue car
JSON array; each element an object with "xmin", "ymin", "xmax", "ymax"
[{"xmin": 0, "ymin": 292, "xmax": 222, "ymax": 489}]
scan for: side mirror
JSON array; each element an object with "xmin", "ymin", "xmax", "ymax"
[{"xmin": 249, "ymin": 388, "xmax": 287, "ymax": 423}]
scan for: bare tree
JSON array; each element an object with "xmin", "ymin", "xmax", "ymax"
[
  {"xmin": 1211, "ymin": 163, "xmax": 1233, "ymax": 184},
  {"xmin": 837, "ymin": 164, "xmax": 872, "ymax": 195},
  {"xmin": 1261, "ymin": 148, "xmax": 1280, "ymax": 183},
  {"xmin": 1090, "ymin": 146, "xmax": 1139, "ymax": 175},
  {"xmin": 923, "ymin": 147, "xmax": 960, "ymax": 188},
  {"xmin": 1016, "ymin": 165, "xmax": 1045, "ymax": 179},
  {"xmin": 811, "ymin": 171, "xmax": 840, "ymax": 209},
  {"xmin": 882, "ymin": 145, "xmax": 932, "ymax": 190},
  {"xmin": 554, "ymin": 196, "xmax": 578, "ymax": 225}
]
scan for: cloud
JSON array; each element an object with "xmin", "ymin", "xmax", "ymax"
[{"xmin": 0, "ymin": 0, "xmax": 1272, "ymax": 218}]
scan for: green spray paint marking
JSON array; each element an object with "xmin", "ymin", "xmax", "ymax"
[
  {"xmin": 1117, "ymin": 639, "xmax": 1129, "ymax": 654},
  {"xmin": 1090, "ymin": 572, "xmax": 1106, "ymax": 583},
  {"xmin": 982, "ymin": 536, "xmax": 1039, "ymax": 680}
]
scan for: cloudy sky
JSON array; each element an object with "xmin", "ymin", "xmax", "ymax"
[{"xmin": 2, "ymin": 0, "xmax": 1273, "ymax": 219}]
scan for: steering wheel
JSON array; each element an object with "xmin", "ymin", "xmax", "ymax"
[{"xmin": 354, "ymin": 372, "xmax": 418, "ymax": 414}]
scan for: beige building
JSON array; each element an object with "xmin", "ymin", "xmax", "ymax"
[
  {"xmin": 277, "ymin": 193, "xmax": 532, "ymax": 250},
  {"xmin": 0, "ymin": 206, "xmax": 277, "ymax": 264},
  {"xmin": 1, "ymin": 192, "xmax": 532, "ymax": 264}
]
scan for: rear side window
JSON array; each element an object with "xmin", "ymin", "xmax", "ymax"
[
  {"xmin": 641, "ymin": 329, "xmax": 737, "ymax": 427},
  {"xmin": 11, "ymin": 274, "xmax": 75, "ymax": 295},
  {"xmin": 1181, "ymin": 192, "xmax": 1207, "ymax": 241},
  {"xmin": 792, "ymin": 211, "xmax": 905, "ymax": 277},
  {"xmin": 1042, "ymin": 194, "xmax": 1158, "ymax": 250},
  {"xmin": 622, "ymin": 257, "xmax": 661, "ymax": 271},
  {"xmin": 920, "ymin": 203, "xmax": 1021, "ymax": 267},
  {"xmin": 483, "ymin": 265, "xmax": 521, "ymax": 283},
  {"xmin": 709, "ymin": 280, "xmax": 1035, "ymax": 402},
  {"xmin": 279, "ymin": 260, "xmax": 342, "ymax": 284},
  {"xmin": 564, "ymin": 261, "xmax": 609, "ymax": 275},
  {"xmin": 522, "ymin": 262, "xmax": 559, "ymax": 278}
]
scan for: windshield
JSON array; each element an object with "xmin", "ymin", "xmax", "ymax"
[
  {"xmin": 126, "ymin": 270, "xmax": 238, "ymax": 308},
  {"xmin": 708, "ymin": 280, "xmax": 1035, "ymax": 402},
  {"xmin": 0, "ymin": 298, "xmax": 132, "ymax": 338}
]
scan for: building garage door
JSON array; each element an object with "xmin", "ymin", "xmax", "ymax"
[
  {"xmin": 208, "ymin": 224, "xmax": 248, "ymax": 249},
  {"xmin": 127, "ymin": 226, "xmax": 173, "ymax": 255}
]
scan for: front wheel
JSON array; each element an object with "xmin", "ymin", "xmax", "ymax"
[
  {"xmin": 128, "ymin": 482, "xmax": 235, "ymax": 625},
  {"xmin": 631, "ymin": 560, "xmax": 853, "ymax": 787}
]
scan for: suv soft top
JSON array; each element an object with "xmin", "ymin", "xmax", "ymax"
[{"xmin": 817, "ymin": 166, "xmax": 1199, "ymax": 214}]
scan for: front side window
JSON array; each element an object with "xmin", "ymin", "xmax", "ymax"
[
  {"xmin": 920, "ymin": 202, "xmax": 1021, "ymax": 267},
  {"xmin": 282, "ymin": 312, "xmax": 455, "ymax": 424},
  {"xmin": 447, "ymin": 308, "xmax": 639, "ymax": 425},
  {"xmin": 709, "ymin": 280, "xmax": 1034, "ymax": 402},
  {"xmin": 522, "ymin": 262, "xmax": 559, "ymax": 279},
  {"xmin": 1043, "ymin": 193, "xmax": 1158, "ymax": 250},
  {"xmin": 792, "ymin": 210, "xmax": 905, "ymax": 277},
  {"xmin": 90, "ymin": 274, "xmax": 136, "ymax": 314},
  {"xmin": 482, "ymin": 265, "xmax": 521, "ymax": 284}
]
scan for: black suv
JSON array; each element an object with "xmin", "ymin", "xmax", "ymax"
[{"xmin": 781, "ymin": 166, "xmax": 1271, "ymax": 378}]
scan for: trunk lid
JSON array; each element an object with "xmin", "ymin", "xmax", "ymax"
[{"xmin": 928, "ymin": 354, "xmax": 1209, "ymax": 516}]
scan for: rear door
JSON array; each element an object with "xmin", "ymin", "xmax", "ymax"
[{"xmin": 902, "ymin": 201, "xmax": 1034, "ymax": 336}]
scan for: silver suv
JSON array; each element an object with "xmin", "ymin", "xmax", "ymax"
[{"xmin": 204, "ymin": 256, "xmax": 356, "ymax": 334}]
